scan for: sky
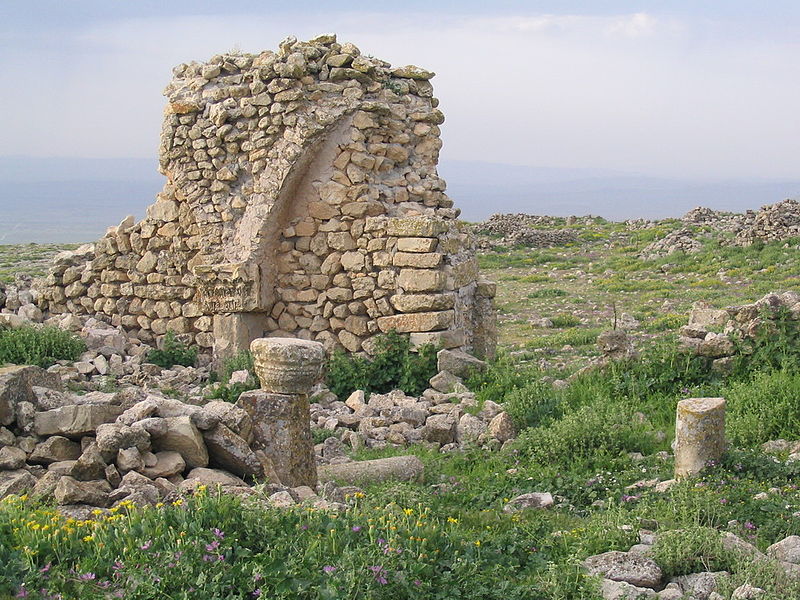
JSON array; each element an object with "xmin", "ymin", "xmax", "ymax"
[{"xmin": 1, "ymin": 1, "xmax": 799, "ymax": 180}]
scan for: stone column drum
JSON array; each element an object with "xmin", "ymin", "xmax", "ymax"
[
  {"xmin": 236, "ymin": 338, "xmax": 325, "ymax": 488},
  {"xmin": 674, "ymin": 397, "xmax": 727, "ymax": 478}
]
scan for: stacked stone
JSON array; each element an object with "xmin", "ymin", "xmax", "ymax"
[
  {"xmin": 733, "ymin": 198, "xmax": 800, "ymax": 246},
  {"xmin": 474, "ymin": 213, "xmax": 579, "ymax": 249},
  {"xmin": 38, "ymin": 34, "xmax": 495, "ymax": 362},
  {"xmin": 678, "ymin": 291, "xmax": 800, "ymax": 369},
  {"xmin": 639, "ymin": 228, "xmax": 703, "ymax": 260}
]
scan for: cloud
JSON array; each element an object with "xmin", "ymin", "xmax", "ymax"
[{"xmin": 1, "ymin": 8, "xmax": 798, "ymax": 179}]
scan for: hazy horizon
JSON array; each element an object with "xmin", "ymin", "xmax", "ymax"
[{"xmin": 1, "ymin": 155, "xmax": 798, "ymax": 244}]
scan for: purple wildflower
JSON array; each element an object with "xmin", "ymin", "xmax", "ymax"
[
  {"xmin": 323, "ymin": 565, "xmax": 337, "ymax": 574},
  {"xmin": 78, "ymin": 573, "xmax": 96, "ymax": 581},
  {"xmin": 368, "ymin": 565, "xmax": 388, "ymax": 585},
  {"xmin": 202, "ymin": 554, "xmax": 214, "ymax": 562},
  {"xmin": 205, "ymin": 540, "xmax": 220, "ymax": 552},
  {"xmin": 352, "ymin": 526, "xmax": 362, "ymax": 532},
  {"xmin": 744, "ymin": 521, "xmax": 757, "ymax": 530},
  {"xmin": 39, "ymin": 563, "xmax": 51, "ymax": 574},
  {"xmin": 140, "ymin": 540, "xmax": 152, "ymax": 551},
  {"xmin": 212, "ymin": 528, "xmax": 225, "ymax": 539},
  {"xmin": 414, "ymin": 580, "xmax": 422, "ymax": 586},
  {"xmin": 252, "ymin": 589, "xmax": 262, "ymax": 598},
  {"xmin": 15, "ymin": 586, "xmax": 28, "ymax": 598},
  {"xmin": 377, "ymin": 538, "xmax": 387, "ymax": 546}
]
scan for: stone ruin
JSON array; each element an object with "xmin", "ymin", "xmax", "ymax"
[{"xmin": 38, "ymin": 34, "xmax": 496, "ymax": 365}]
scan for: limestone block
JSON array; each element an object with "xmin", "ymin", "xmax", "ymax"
[
  {"xmin": 396, "ymin": 237, "xmax": 438, "ymax": 253},
  {"xmin": 54, "ymin": 476, "xmax": 111, "ymax": 507},
  {"xmin": 0, "ymin": 446, "xmax": 26, "ymax": 470},
  {"xmin": 386, "ymin": 218, "xmax": 448, "ymax": 237},
  {"xmin": 138, "ymin": 451, "xmax": 186, "ymax": 479},
  {"xmin": 410, "ymin": 330, "xmax": 465, "ymax": 350},
  {"xmin": 377, "ymin": 310, "xmax": 454, "ymax": 334},
  {"xmin": 583, "ymin": 551, "xmax": 663, "ymax": 589},
  {"xmin": 488, "ymin": 412, "xmax": 515, "ymax": 443},
  {"xmin": 674, "ymin": 398, "xmax": 726, "ymax": 478},
  {"xmin": 0, "ymin": 365, "xmax": 63, "ymax": 426},
  {"xmin": 502, "ymin": 492, "xmax": 554, "ymax": 512},
  {"xmin": 34, "ymin": 405, "xmax": 123, "ymax": 439},
  {"xmin": 28, "ymin": 436, "xmax": 82, "ymax": 464},
  {"xmin": 392, "ymin": 252, "xmax": 443, "ymax": 268},
  {"xmin": 0, "ymin": 470, "xmax": 36, "ymax": 499},
  {"xmin": 437, "ymin": 349, "xmax": 486, "ymax": 378},
  {"xmin": 153, "ymin": 416, "xmax": 209, "ymax": 469},
  {"xmin": 202, "ymin": 424, "xmax": 262, "ymax": 479},
  {"xmin": 397, "ymin": 269, "xmax": 445, "ymax": 292},
  {"xmin": 341, "ymin": 251, "xmax": 366, "ymax": 271},
  {"xmin": 390, "ymin": 293, "xmax": 453, "ymax": 313},
  {"xmin": 317, "ymin": 455, "xmax": 424, "ymax": 484}
]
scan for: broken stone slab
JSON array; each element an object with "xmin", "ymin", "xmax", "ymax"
[
  {"xmin": 583, "ymin": 551, "xmax": 663, "ymax": 589},
  {"xmin": 436, "ymin": 349, "xmax": 486, "ymax": 379},
  {"xmin": 70, "ymin": 444, "xmax": 107, "ymax": 481},
  {"xmin": 671, "ymin": 571, "xmax": 728, "ymax": 600},
  {"xmin": 152, "ymin": 415, "xmax": 208, "ymax": 469},
  {"xmin": 429, "ymin": 370, "xmax": 464, "ymax": 394},
  {"xmin": 674, "ymin": 398, "xmax": 726, "ymax": 478},
  {"xmin": 250, "ymin": 337, "xmax": 326, "ymax": 395},
  {"xmin": 422, "ymin": 413, "xmax": 456, "ymax": 445},
  {"xmin": 0, "ymin": 365, "xmax": 63, "ymax": 426},
  {"xmin": 34, "ymin": 404, "xmax": 123, "ymax": 438},
  {"xmin": 202, "ymin": 423, "xmax": 262, "ymax": 479},
  {"xmin": 0, "ymin": 469, "xmax": 37, "ymax": 498},
  {"xmin": 317, "ymin": 455, "xmax": 424, "ymax": 485}
]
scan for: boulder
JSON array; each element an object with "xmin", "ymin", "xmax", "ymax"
[
  {"xmin": 672, "ymin": 571, "xmax": 728, "ymax": 600},
  {"xmin": 423, "ymin": 413, "xmax": 456, "ymax": 444},
  {"xmin": 152, "ymin": 416, "xmax": 208, "ymax": 468},
  {"xmin": 70, "ymin": 444, "xmax": 107, "ymax": 481},
  {"xmin": 600, "ymin": 579, "xmax": 656, "ymax": 599},
  {"xmin": 0, "ymin": 446, "xmax": 27, "ymax": 470},
  {"xmin": 583, "ymin": 551, "xmax": 662, "ymax": 589},
  {"xmin": 0, "ymin": 469, "xmax": 37, "ymax": 498},
  {"xmin": 138, "ymin": 451, "xmax": 186, "ymax": 479},
  {"xmin": 179, "ymin": 467, "xmax": 247, "ymax": 492},
  {"xmin": 767, "ymin": 535, "xmax": 800, "ymax": 564},
  {"xmin": 487, "ymin": 412, "xmax": 515, "ymax": 442},
  {"xmin": 29, "ymin": 436, "xmax": 82, "ymax": 464},
  {"xmin": 456, "ymin": 413, "xmax": 486, "ymax": 443},
  {"xmin": 502, "ymin": 492, "xmax": 554, "ymax": 512},
  {"xmin": 54, "ymin": 476, "xmax": 111, "ymax": 506},
  {"xmin": 0, "ymin": 365, "xmax": 63, "ymax": 426}
]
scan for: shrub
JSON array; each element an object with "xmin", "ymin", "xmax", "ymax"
[
  {"xmin": 503, "ymin": 380, "xmax": 562, "ymax": 430},
  {"xmin": 527, "ymin": 288, "xmax": 567, "ymax": 298},
  {"xmin": 549, "ymin": 313, "xmax": 581, "ymax": 328},
  {"xmin": 146, "ymin": 330, "xmax": 197, "ymax": 368},
  {"xmin": 207, "ymin": 350, "xmax": 259, "ymax": 403},
  {"xmin": 326, "ymin": 331, "xmax": 437, "ymax": 399},
  {"xmin": 725, "ymin": 369, "xmax": 800, "ymax": 447},
  {"xmin": 652, "ymin": 527, "xmax": 735, "ymax": 577},
  {"xmin": 0, "ymin": 325, "xmax": 85, "ymax": 368},
  {"xmin": 515, "ymin": 402, "xmax": 658, "ymax": 465}
]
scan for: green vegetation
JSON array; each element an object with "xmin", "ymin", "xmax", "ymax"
[
  {"xmin": 326, "ymin": 331, "xmax": 437, "ymax": 399},
  {"xmin": 146, "ymin": 330, "xmax": 197, "ymax": 369},
  {"xmin": 207, "ymin": 350, "xmax": 259, "ymax": 403},
  {"xmin": 0, "ymin": 325, "xmax": 85, "ymax": 367}
]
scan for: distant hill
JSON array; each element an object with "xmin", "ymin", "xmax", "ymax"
[{"xmin": 0, "ymin": 156, "xmax": 798, "ymax": 243}]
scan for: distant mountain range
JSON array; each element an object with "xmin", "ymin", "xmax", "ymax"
[{"xmin": 0, "ymin": 156, "xmax": 798, "ymax": 244}]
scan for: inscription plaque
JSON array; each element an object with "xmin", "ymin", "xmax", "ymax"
[{"xmin": 194, "ymin": 263, "xmax": 262, "ymax": 313}]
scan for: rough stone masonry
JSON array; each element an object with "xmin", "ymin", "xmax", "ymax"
[{"xmin": 38, "ymin": 34, "xmax": 496, "ymax": 365}]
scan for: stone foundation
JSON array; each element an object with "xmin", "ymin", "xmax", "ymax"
[{"xmin": 38, "ymin": 34, "xmax": 495, "ymax": 364}]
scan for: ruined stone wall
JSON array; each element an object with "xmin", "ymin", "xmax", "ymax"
[{"xmin": 40, "ymin": 35, "xmax": 495, "ymax": 362}]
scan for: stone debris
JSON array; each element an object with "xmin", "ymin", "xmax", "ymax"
[
  {"xmin": 639, "ymin": 228, "xmax": 703, "ymax": 260},
  {"xmin": 474, "ymin": 213, "xmax": 579, "ymax": 249}
]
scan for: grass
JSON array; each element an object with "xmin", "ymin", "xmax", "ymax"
[{"xmin": 4, "ymin": 218, "xmax": 800, "ymax": 597}]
